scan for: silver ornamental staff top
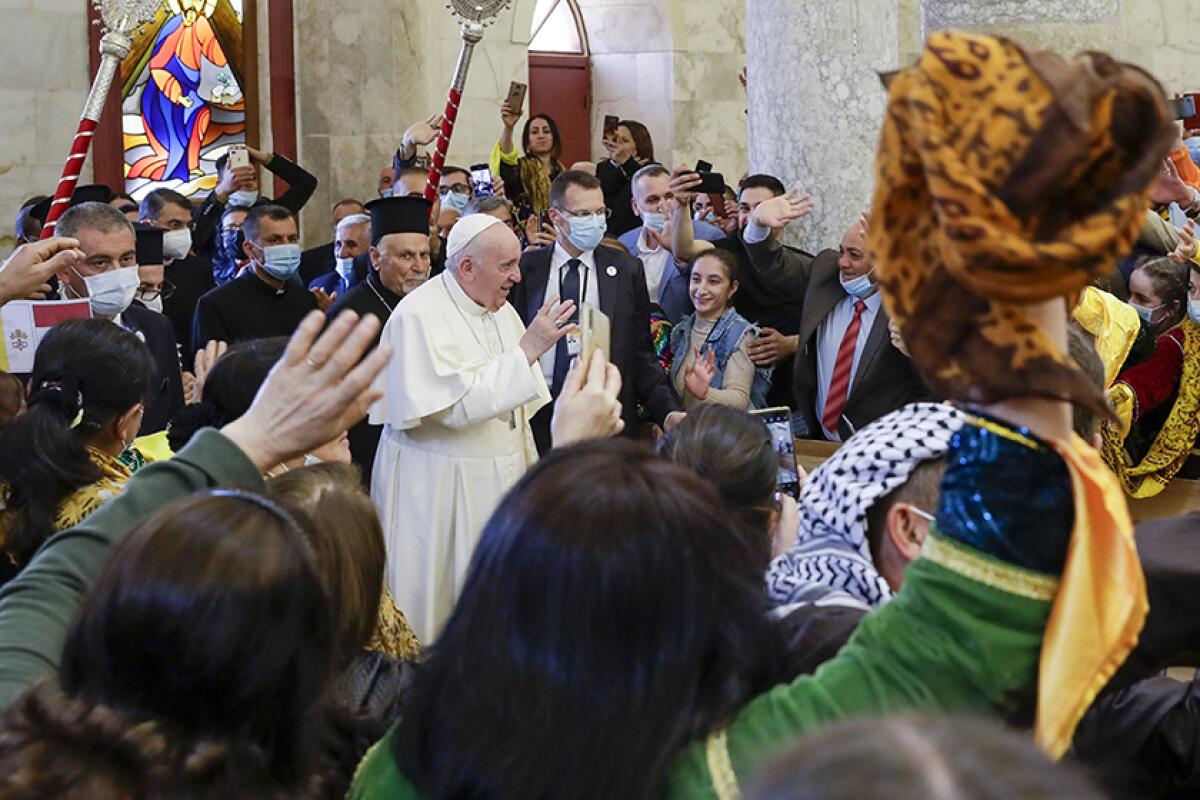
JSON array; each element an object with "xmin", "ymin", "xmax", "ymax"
[{"xmin": 83, "ymin": 0, "xmax": 162, "ymax": 121}]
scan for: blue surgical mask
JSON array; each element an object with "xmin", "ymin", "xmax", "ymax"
[
  {"xmin": 335, "ymin": 257, "xmax": 355, "ymax": 282},
  {"xmin": 380, "ymin": 187, "xmax": 395, "ymax": 198},
  {"xmin": 442, "ymin": 191, "xmax": 470, "ymax": 214},
  {"xmin": 1190, "ymin": 297, "xmax": 1200, "ymax": 325},
  {"xmin": 566, "ymin": 213, "xmax": 607, "ymax": 252},
  {"xmin": 1130, "ymin": 302, "xmax": 1162, "ymax": 324},
  {"xmin": 642, "ymin": 211, "xmax": 667, "ymax": 234},
  {"xmin": 258, "ymin": 243, "xmax": 302, "ymax": 281},
  {"xmin": 229, "ymin": 189, "xmax": 259, "ymax": 207},
  {"xmin": 839, "ymin": 269, "xmax": 877, "ymax": 300}
]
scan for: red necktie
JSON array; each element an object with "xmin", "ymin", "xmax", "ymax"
[{"xmin": 822, "ymin": 300, "xmax": 867, "ymax": 434}]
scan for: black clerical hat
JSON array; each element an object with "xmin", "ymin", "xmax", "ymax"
[
  {"xmin": 70, "ymin": 184, "xmax": 115, "ymax": 206},
  {"xmin": 365, "ymin": 196, "xmax": 432, "ymax": 245},
  {"xmin": 133, "ymin": 223, "xmax": 164, "ymax": 266},
  {"xmin": 28, "ymin": 196, "xmax": 52, "ymax": 224}
]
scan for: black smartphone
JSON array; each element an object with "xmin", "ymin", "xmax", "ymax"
[
  {"xmin": 469, "ymin": 163, "xmax": 494, "ymax": 197},
  {"xmin": 538, "ymin": 209, "xmax": 552, "ymax": 229},
  {"xmin": 693, "ymin": 159, "xmax": 725, "ymax": 195},
  {"xmin": 603, "ymin": 115, "xmax": 620, "ymax": 140},
  {"xmin": 750, "ymin": 406, "xmax": 801, "ymax": 499}
]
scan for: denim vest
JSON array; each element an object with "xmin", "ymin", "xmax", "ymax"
[{"xmin": 670, "ymin": 308, "xmax": 774, "ymax": 408}]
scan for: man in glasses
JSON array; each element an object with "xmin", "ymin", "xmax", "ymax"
[
  {"xmin": 138, "ymin": 188, "xmax": 215, "ymax": 359},
  {"xmin": 511, "ymin": 170, "xmax": 684, "ymax": 453}
]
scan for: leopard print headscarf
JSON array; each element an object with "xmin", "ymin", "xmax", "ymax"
[{"xmin": 869, "ymin": 32, "xmax": 1176, "ymax": 417}]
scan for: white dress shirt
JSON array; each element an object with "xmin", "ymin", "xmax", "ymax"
[
  {"xmin": 815, "ymin": 289, "xmax": 882, "ymax": 441},
  {"xmin": 635, "ymin": 227, "xmax": 671, "ymax": 303},
  {"xmin": 539, "ymin": 243, "xmax": 601, "ymax": 388}
]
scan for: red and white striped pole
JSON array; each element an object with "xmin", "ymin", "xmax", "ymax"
[
  {"xmin": 42, "ymin": 0, "xmax": 158, "ymax": 238},
  {"xmin": 424, "ymin": 23, "xmax": 484, "ymax": 206}
]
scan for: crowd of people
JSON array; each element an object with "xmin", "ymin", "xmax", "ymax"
[{"xmin": 0, "ymin": 27, "xmax": 1198, "ymax": 800}]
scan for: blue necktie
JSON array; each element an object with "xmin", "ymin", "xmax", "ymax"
[{"xmin": 551, "ymin": 258, "xmax": 582, "ymax": 395}]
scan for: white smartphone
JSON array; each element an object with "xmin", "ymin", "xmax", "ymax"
[
  {"xmin": 228, "ymin": 146, "xmax": 251, "ymax": 170},
  {"xmin": 580, "ymin": 304, "xmax": 611, "ymax": 371}
]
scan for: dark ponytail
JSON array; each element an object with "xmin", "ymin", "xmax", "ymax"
[{"xmin": 0, "ymin": 319, "xmax": 152, "ymax": 567}]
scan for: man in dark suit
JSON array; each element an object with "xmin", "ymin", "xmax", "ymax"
[
  {"xmin": 309, "ymin": 211, "xmax": 370, "ymax": 305},
  {"xmin": 137, "ymin": 188, "xmax": 216, "ymax": 361},
  {"xmin": 327, "ymin": 196, "xmax": 434, "ymax": 484},
  {"xmin": 300, "ymin": 197, "xmax": 365, "ymax": 286},
  {"xmin": 54, "ymin": 207, "xmax": 184, "ymax": 434},
  {"xmin": 738, "ymin": 197, "xmax": 928, "ymax": 440},
  {"xmin": 510, "ymin": 171, "xmax": 682, "ymax": 453},
  {"xmin": 191, "ymin": 146, "xmax": 318, "ymax": 262}
]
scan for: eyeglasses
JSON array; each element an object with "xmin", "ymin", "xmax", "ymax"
[
  {"xmin": 137, "ymin": 279, "xmax": 177, "ymax": 302},
  {"xmin": 555, "ymin": 207, "xmax": 612, "ymax": 221},
  {"xmin": 438, "ymin": 184, "xmax": 470, "ymax": 196}
]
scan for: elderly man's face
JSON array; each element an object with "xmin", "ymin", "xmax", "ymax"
[
  {"xmin": 335, "ymin": 222, "xmax": 371, "ymax": 260},
  {"xmin": 838, "ymin": 224, "xmax": 874, "ymax": 281},
  {"xmin": 379, "ymin": 167, "xmax": 395, "ymax": 197},
  {"xmin": 372, "ymin": 232, "xmax": 431, "ymax": 297},
  {"xmin": 458, "ymin": 226, "xmax": 523, "ymax": 311}
]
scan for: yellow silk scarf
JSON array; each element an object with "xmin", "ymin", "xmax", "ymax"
[
  {"xmin": 1072, "ymin": 286, "xmax": 1141, "ymax": 388},
  {"xmin": 1040, "ymin": 435, "xmax": 1145, "ymax": 758},
  {"xmin": 870, "ymin": 31, "xmax": 1175, "ymax": 417}
]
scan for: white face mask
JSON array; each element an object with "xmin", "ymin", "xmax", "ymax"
[
  {"xmin": 140, "ymin": 294, "xmax": 164, "ymax": 313},
  {"xmin": 229, "ymin": 189, "xmax": 259, "ymax": 207},
  {"xmin": 72, "ymin": 266, "xmax": 140, "ymax": 318},
  {"xmin": 162, "ymin": 228, "xmax": 192, "ymax": 261}
]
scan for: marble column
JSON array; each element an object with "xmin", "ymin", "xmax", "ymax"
[
  {"xmin": 745, "ymin": 0, "xmax": 904, "ymax": 253},
  {"xmin": 746, "ymin": 0, "xmax": 1130, "ymax": 253}
]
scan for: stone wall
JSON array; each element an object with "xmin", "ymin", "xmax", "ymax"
[{"xmin": 0, "ymin": 0, "xmax": 91, "ymax": 252}]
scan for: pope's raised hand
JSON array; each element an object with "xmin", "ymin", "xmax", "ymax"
[{"xmin": 519, "ymin": 294, "xmax": 577, "ymax": 365}]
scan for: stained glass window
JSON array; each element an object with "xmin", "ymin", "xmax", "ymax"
[
  {"xmin": 529, "ymin": 0, "xmax": 586, "ymax": 54},
  {"xmin": 120, "ymin": 0, "xmax": 248, "ymax": 201}
]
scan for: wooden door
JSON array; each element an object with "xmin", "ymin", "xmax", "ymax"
[{"xmin": 528, "ymin": 53, "xmax": 591, "ymax": 167}]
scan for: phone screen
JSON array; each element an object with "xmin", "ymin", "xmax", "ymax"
[
  {"xmin": 469, "ymin": 164, "xmax": 494, "ymax": 198},
  {"xmin": 751, "ymin": 407, "xmax": 801, "ymax": 499}
]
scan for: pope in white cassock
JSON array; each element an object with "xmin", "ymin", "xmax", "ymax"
[{"xmin": 370, "ymin": 213, "xmax": 576, "ymax": 641}]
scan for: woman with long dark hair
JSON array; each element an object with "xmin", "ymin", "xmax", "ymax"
[
  {"xmin": 598, "ymin": 118, "xmax": 656, "ymax": 237},
  {"xmin": 0, "ymin": 310, "xmax": 392, "ymax": 799},
  {"xmin": 351, "ymin": 381, "xmax": 1080, "ymax": 799},
  {"xmin": 0, "ymin": 319, "xmax": 153, "ymax": 574},
  {"xmin": 493, "ymin": 100, "xmax": 565, "ymax": 220}
]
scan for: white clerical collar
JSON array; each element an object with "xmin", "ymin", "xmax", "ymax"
[
  {"xmin": 551, "ymin": 242, "xmax": 596, "ymax": 272},
  {"xmin": 441, "ymin": 270, "xmax": 490, "ymax": 318}
]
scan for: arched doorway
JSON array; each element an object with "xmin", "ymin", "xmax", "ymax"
[{"xmin": 527, "ymin": 0, "xmax": 590, "ymax": 166}]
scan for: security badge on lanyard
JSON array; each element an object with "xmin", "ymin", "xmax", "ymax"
[{"xmin": 561, "ymin": 263, "xmax": 590, "ymax": 356}]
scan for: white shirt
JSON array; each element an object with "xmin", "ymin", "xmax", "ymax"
[
  {"xmin": 815, "ymin": 289, "xmax": 883, "ymax": 441},
  {"xmin": 539, "ymin": 243, "xmax": 601, "ymax": 388},
  {"xmin": 635, "ymin": 227, "xmax": 671, "ymax": 303}
]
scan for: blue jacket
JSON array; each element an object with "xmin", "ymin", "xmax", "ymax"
[
  {"xmin": 669, "ymin": 307, "xmax": 774, "ymax": 409},
  {"xmin": 618, "ymin": 219, "xmax": 725, "ymax": 324}
]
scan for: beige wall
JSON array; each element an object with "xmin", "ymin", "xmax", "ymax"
[
  {"xmin": 0, "ymin": 0, "xmax": 92, "ymax": 253},
  {"xmin": 0, "ymin": 0, "xmax": 1194, "ymax": 252}
]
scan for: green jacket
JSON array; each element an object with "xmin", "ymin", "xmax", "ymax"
[
  {"xmin": 0, "ymin": 430, "xmax": 264, "ymax": 708},
  {"xmin": 348, "ymin": 417, "xmax": 1067, "ymax": 799}
]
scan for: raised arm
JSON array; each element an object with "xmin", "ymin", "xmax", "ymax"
[{"xmin": 0, "ymin": 311, "xmax": 389, "ymax": 708}]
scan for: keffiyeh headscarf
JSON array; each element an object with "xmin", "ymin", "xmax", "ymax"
[
  {"xmin": 766, "ymin": 403, "xmax": 964, "ymax": 610},
  {"xmin": 869, "ymin": 32, "xmax": 1176, "ymax": 417}
]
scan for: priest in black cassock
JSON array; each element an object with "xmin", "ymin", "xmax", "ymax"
[{"xmin": 327, "ymin": 195, "xmax": 434, "ymax": 484}]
